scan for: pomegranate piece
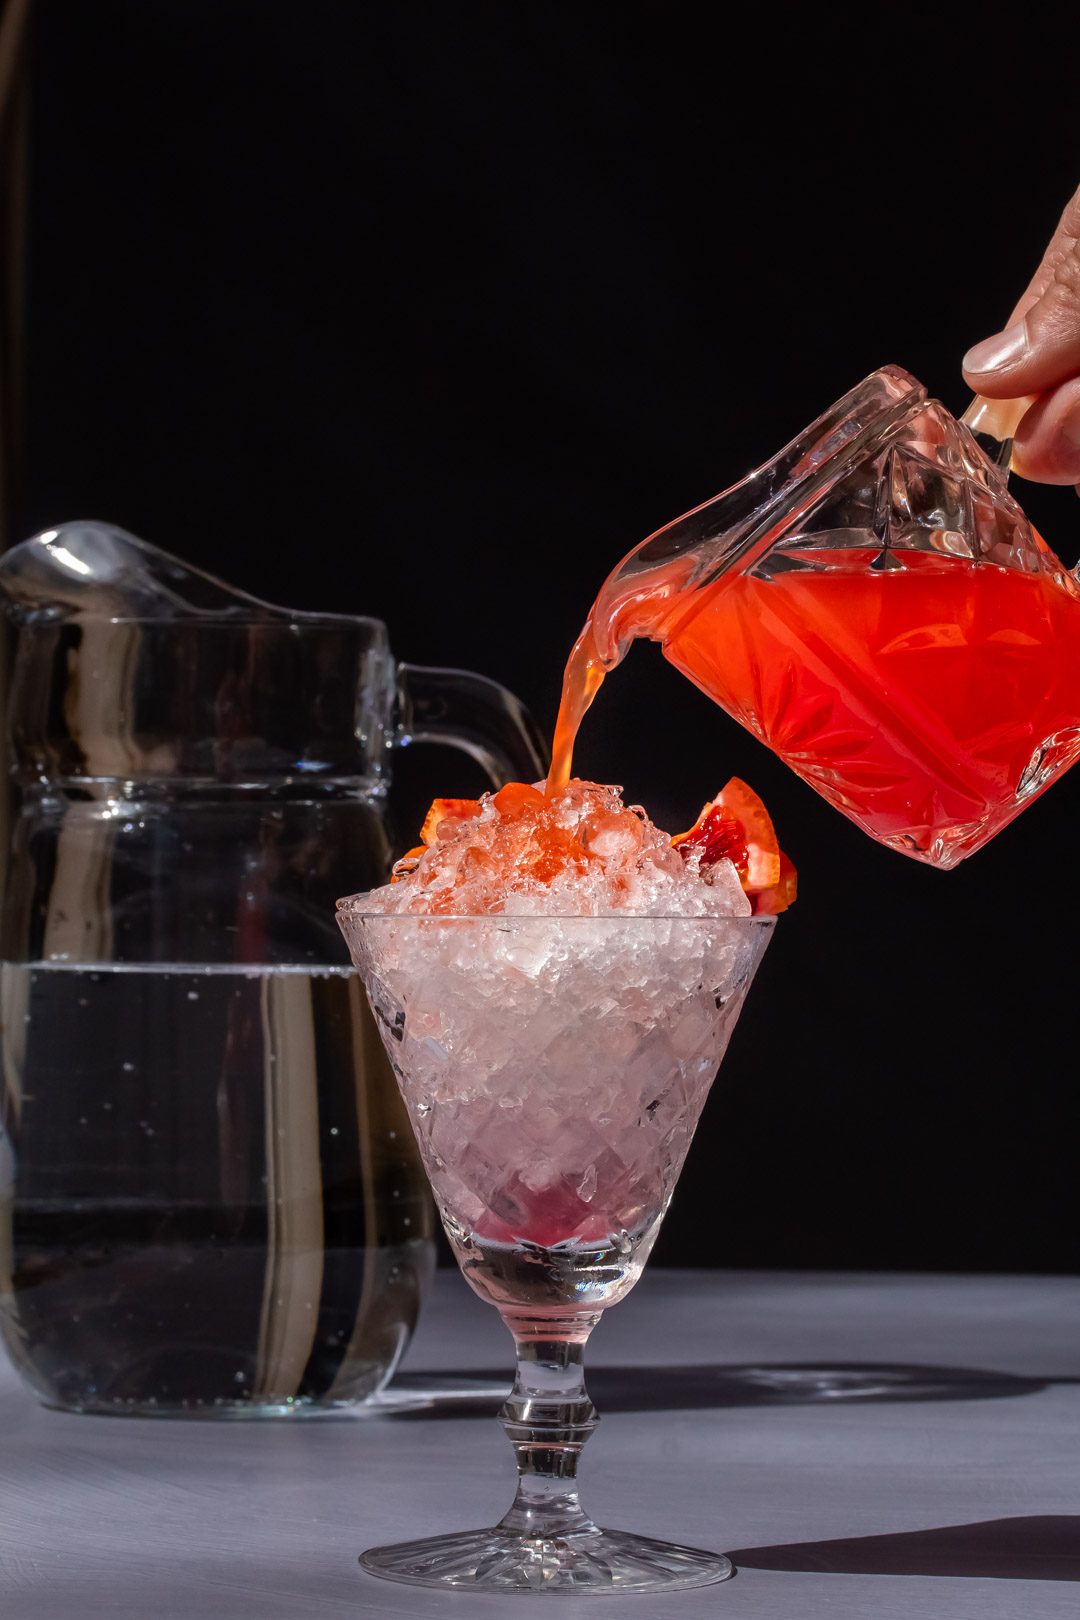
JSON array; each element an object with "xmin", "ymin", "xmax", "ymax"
[
  {"xmin": 672, "ymin": 804, "xmax": 749, "ymax": 878},
  {"xmin": 420, "ymin": 798, "xmax": 482, "ymax": 846}
]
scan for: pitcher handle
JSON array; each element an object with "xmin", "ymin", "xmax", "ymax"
[{"xmin": 396, "ymin": 664, "xmax": 548, "ymax": 789}]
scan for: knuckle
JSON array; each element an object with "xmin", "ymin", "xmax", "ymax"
[{"xmin": 1049, "ymin": 241, "xmax": 1080, "ymax": 309}]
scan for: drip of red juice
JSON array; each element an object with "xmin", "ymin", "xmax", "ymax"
[{"xmin": 547, "ymin": 553, "xmax": 696, "ymax": 795}]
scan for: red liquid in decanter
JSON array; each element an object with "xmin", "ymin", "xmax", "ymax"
[
  {"xmin": 548, "ymin": 368, "xmax": 1080, "ymax": 869},
  {"xmin": 663, "ymin": 545, "xmax": 1080, "ymax": 867}
]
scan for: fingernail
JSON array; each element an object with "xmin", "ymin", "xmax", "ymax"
[
  {"xmin": 1062, "ymin": 409, "xmax": 1080, "ymax": 451},
  {"xmin": 963, "ymin": 322, "xmax": 1029, "ymax": 375}
]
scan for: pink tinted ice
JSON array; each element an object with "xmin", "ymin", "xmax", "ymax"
[{"xmin": 347, "ymin": 779, "xmax": 751, "ymax": 917}]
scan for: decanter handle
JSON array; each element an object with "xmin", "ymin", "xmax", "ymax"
[
  {"xmin": 961, "ymin": 394, "xmax": 1035, "ymax": 469},
  {"xmin": 396, "ymin": 663, "xmax": 548, "ymax": 790}
]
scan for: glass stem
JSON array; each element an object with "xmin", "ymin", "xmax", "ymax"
[{"xmin": 497, "ymin": 1313, "xmax": 602, "ymax": 1539}]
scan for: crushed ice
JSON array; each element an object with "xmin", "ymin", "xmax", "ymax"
[{"xmin": 342, "ymin": 780, "xmax": 751, "ymax": 918}]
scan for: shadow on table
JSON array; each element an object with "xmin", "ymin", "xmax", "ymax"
[
  {"xmin": 386, "ymin": 1361, "xmax": 1071, "ymax": 1416},
  {"xmin": 729, "ymin": 1516, "xmax": 1080, "ymax": 1582}
]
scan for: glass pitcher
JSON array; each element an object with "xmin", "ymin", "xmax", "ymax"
[
  {"xmin": 569, "ymin": 365, "xmax": 1080, "ymax": 869},
  {"xmin": 0, "ymin": 522, "xmax": 546, "ymax": 1416}
]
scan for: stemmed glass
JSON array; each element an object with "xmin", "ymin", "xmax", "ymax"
[{"xmin": 337, "ymin": 907, "xmax": 775, "ymax": 1594}]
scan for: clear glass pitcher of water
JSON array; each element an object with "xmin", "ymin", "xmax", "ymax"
[{"xmin": 0, "ymin": 522, "xmax": 546, "ymax": 1415}]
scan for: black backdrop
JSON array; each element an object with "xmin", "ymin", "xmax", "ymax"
[{"xmin": 18, "ymin": 2, "xmax": 1080, "ymax": 1272}]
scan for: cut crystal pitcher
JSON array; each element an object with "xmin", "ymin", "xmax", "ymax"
[
  {"xmin": 576, "ymin": 365, "xmax": 1080, "ymax": 869},
  {"xmin": 0, "ymin": 522, "xmax": 546, "ymax": 1416}
]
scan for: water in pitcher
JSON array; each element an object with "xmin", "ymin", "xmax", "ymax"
[{"xmin": 0, "ymin": 963, "xmax": 433, "ymax": 1415}]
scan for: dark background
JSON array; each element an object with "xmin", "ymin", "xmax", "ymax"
[{"xmin": 17, "ymin": 2, "xmax": 1080, "ymax": 1272}]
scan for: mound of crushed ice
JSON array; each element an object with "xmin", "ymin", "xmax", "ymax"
[{"xmin": 347, "ymin": 779, "xmax": 751, "ymax": 917}]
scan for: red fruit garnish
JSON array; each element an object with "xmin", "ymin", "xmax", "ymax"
[
  {"xmin": 673, "ymin": 777, "xmax": 796, "ymax": 913},
  {"xmin": 671, "ymin": 804, "xmax": 749, "ymax": 878},
  {"xmin": 750, "ymin": 849, "xmax": 798, "ymax": 915},
  {"xmin": 713, "ymin": 777, "xmax": 781, "ymax": 891},
  {"xmin": 420, "ymin": 797, "xmax": 481, "ymax": 845}
]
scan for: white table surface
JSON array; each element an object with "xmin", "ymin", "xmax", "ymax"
[{"xmin": 0, "ymin": 1268, "xmax": 1078, "ymax": 1619}]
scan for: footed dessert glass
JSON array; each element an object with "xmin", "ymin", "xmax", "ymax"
[{"xmin": 337, "ymin": 908, "xmax": 774, "ymax": 1594}]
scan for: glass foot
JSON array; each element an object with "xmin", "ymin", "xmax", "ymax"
[{"xmin": 361, "ymin": 1525, "xmax": 734, "ymax": 1594}]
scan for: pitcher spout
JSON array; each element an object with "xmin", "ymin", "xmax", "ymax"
[{"xmin": 0, "ymin": 521, "xmax": 286, "ymax": 622}]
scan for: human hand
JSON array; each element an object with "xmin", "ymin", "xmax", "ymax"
[{"xmin": 962, "ymin": 183, "xmax": 1080, "ymax": 491}]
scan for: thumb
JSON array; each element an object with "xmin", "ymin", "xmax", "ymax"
[{"xmin": 963, "ymin": 185, "xmax": 1080, "ymax": 399}]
